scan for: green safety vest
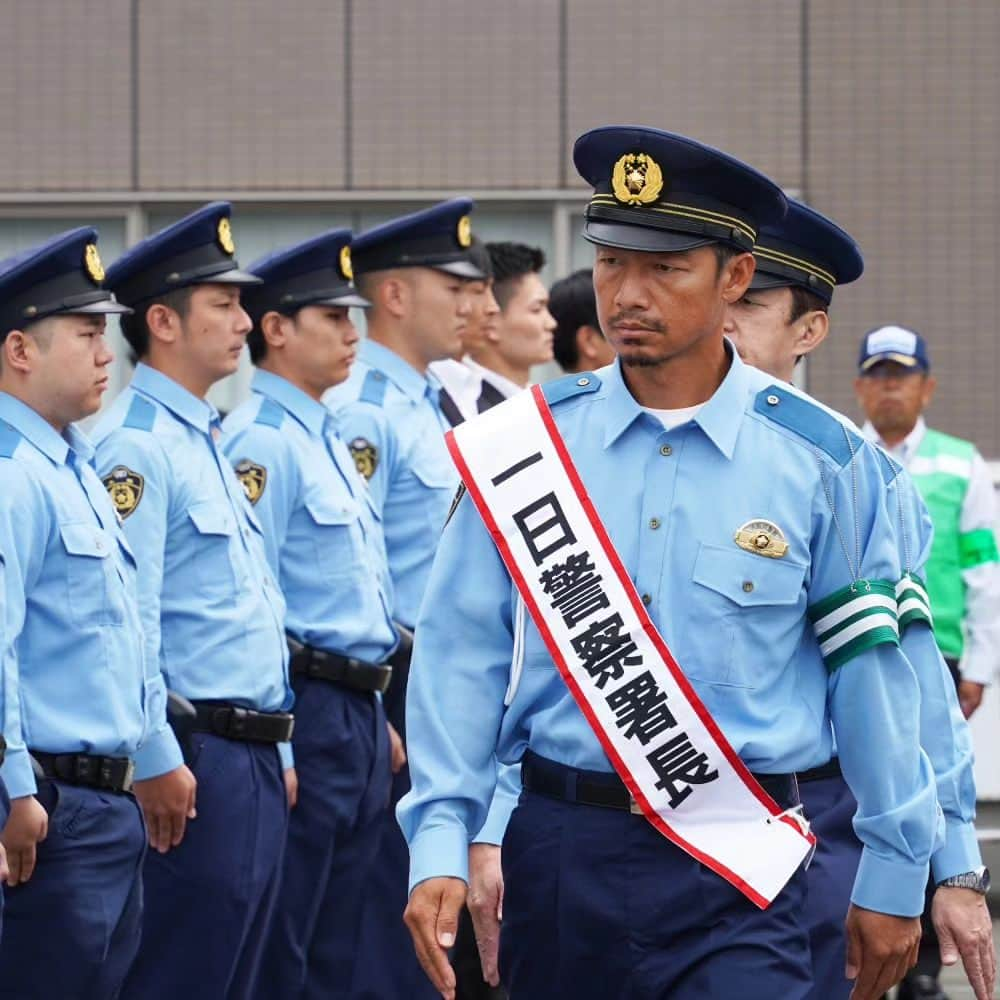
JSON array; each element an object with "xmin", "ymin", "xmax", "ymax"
[{"xmin": 908, "ymin": 427, "xmax": 999, "ymax": 658}]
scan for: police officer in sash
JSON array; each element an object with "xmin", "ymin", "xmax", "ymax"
[
  {"xmin": 326, "ymin": 199, "xmax": 487, "ymax": 999},
  {"xmin": 724, "ymin": 202, "xmax": 994, "ymax": 1000},
  {"xmin": 0, "ymin": 229, "xmax": 148, "ymax": 997},
  {"xmin": 92, "ymin": 204, "xmax": 294, "ymax": 1000},
  {"xmin": 400, "ymin": 127, "xmax": 939, "ymax": 1000},
  {"xmin": 220, "ymin": 229, "xmax": 401, "ymax": 998}
]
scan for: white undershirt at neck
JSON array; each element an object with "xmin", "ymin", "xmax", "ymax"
[{"xmin": 643, "ymin": 403, "xmax": 705, "ymax": 430}]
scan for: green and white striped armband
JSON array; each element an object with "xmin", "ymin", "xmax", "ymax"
[
  {"xmin": 896, "ymin": 572, "xmax": 933, "ymax": 633},
  {"xmin": 808, "ymin": 580, "xmax": 899, "ymax": 672}
]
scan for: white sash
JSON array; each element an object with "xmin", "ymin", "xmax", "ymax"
[{"xmin": 447, "ymin": 385, "xmax": 815, "ymax": 909}]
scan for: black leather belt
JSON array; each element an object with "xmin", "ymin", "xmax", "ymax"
[
  {"xmin": 0, "ymin": 733, "xmax": 5, "ymax": 767},
  {"xmin": 521, "ymin": 750, "xmax": 799, "ymax": 812},
  {"xmin": 288, "ymin": 638, "xmax": 392, "ymax": 695},
  {"xmin": 190, "ymin": 702, "xmax": 294, "ymax": 744},
  {"xmin": 32, "ymin": 751, "xmax": 134, "ymax": 793},
  {"xmin": 797, "ymin": 757, "xmax": 843, "ymax": 783}
]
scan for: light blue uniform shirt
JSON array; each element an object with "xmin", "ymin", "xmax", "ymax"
[
  {"xmin": 399, "ymin": 352, "xmax": 940, "ymax": 916},
  {"xmin": 325, "ymin": 339, "xmax": 458, "ymax": 629},
  {"xmin": 222, "ymin": 370, "xmax": 396, "ymax": 664},
  {"xmin": 0, "ymin": 393, "xmax": 147, "ymax": 799},
  {"xmin": 92, "ymin": 364, "xmax": 292, "ymax": 779}
]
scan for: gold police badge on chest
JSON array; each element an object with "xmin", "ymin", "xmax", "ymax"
[
  {"xmin": 734, "ymin": 519, "xmax": 789, "ymax": 559},
  {"xmin": 235, "ymin": 459, "xmax": 267, "ymax": 505},
  {"xmin": 349, "ymin": 437, "xmax": 378, "ymax": 480},
  {"xmin": 102, "ymin": 465, "xmax": 144, "ymax": 519}
]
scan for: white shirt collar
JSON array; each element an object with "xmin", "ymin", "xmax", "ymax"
[
  {"xmin": 463, "ymin": 358, "xmax": 526, "ymax": 400},
  {"xmin": 861, "ymin": 416, "xmax": 926, "ymax": 466}
]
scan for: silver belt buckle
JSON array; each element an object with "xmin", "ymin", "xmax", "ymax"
[
  {"xmin": 628, "ymin": 795, "xmax": 643, "ymax": 815},
  {"xmin": 123, "ymin": 758, "xmax": 135, "ymax": 793}
]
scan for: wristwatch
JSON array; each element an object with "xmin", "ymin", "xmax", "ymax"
[{"xmin": 937, "ymin": 866, "xmax": 991, "ymax": 895}]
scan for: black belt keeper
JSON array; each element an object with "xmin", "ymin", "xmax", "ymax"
[
  {"xmin": 521, "ymin": 750, "xmax": 799, "ymax": 813},
  {"xmin": 797, "ymin": 757, "xmax": 843, "ymax": 783},
  {"xmin": 189, "ymin": 702, "xmax": 294, "ymax": 744},
  {"xmin": 32, "ymin": 751, "xmax": 135, "ymax": 793},
  {"xmin": 287, "ymin": 638, "xmax": 392, "ymax": 695}
]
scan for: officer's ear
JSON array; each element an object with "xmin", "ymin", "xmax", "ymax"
[
  {"xmin": 0, "ymin": 329, "xmax": 34, "ymax": 375},
  {"xmin": 145, "ymin": 302, "xmax": 183, "ymax": 346},
  {"xmin": 793, "ymin": 310, "xmax": 829, "ymax": 359},
  {"xmin": 921, "ymin": 374, "xmax": 937, "ymax": 407},
  {"xmin": 719, "ymin": 252, "xmax": 756, "ymax": 303},
  {"xmin": 377, "ymin": 272, "xmax": 412, "ymax": 321},
  {"xmin": 259, "ymin": 310, "xmax": 292, "ymax": 351}
]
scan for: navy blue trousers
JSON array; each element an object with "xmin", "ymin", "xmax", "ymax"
[
  {"xmin": 349, "ymin": 762, "xmax": 440, "ymax": 999},
  {"xmin": 800, "ymin": 775, "xmax": 862, "ymax": 1000},
  {"xmin": 121, "ymin": 735, "xmax": 288, "ymax": 1000},
  {"xmin": 256, "ymin": 678, "xmax": 390, "ymax": 1000},
  {"xmin": 0, "ymin": 780, "xmax": 146, "ymax": 999},
  {"xmin": 499, "ymin": 790, "xmax": 812, "ymax": 999}
]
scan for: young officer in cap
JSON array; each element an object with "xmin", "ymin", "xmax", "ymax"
[
  {"xmin": 724, "ymin": 203, "xmax": 993, "ymax": 1000},
  {"xmin": 0, "ymin": 228, "xmax": 149, "ymax": 998},
  {"xmin": 856, "ymin": 327, "xmax": 999, "ymax": 1000},
  {"xmin": 91, "ymin": 203, "xmax": 294, "ymax": 1000},
  {"xmin": 325, "ymin": 198, "xmax": 487, "ymax": 1000},
  {"xmin": 219, "ymin": 229, "xmax": 400, "ymax": 999},
  {"xmin": 400, "ymin": 126, "xmax": 939, "ymax": 1000}
]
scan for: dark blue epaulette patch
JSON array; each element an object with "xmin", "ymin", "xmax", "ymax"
[
  {"xmin": 541, "ymin": 372, "xmax": 601, "ymax": 407},
  {"xmin": 359, "ymin": 369, "xmax": 388, "ymax": 407},
  {"xmin": 0, "ymin": 420, "xmax": 21, "ymax": 458},
  {"xmin": 123, "ymin": 393, "xmax": 157, "ymax": 431},
  {"xmin": 253, "ymin": 398, "xmax": 285, "ymax": 429},
  {"xmin": 753, "ymin": 385, "xmax": 862, "ymax": 467}
]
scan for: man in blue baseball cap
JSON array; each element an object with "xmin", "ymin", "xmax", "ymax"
[
  {"xmin": 220, "ymin": 229, "xmax": 403, "ymax": 999},
  {"xmin": 857, "ymin": 326, "xmax": 999, "ymax": 1000},
  {"xmin": 91, "ymin": 203, "xmax": 295, "ymax": 1000},
  {"xmin": 724, "ymin": 206, "xmax": 992, "ymax": 1000},
  {"xmin": 0, "ymin": 228, "xmax": 150, "ymax": 997},
  {"xmin": 400, "ymin": 126, "xmax": 938, "ymax": 1000},
  {"xmin": 326, "ymin": 198, "xmax": 487, "ymax": 999}
]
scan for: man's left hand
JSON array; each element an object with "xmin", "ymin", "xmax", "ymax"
[
  {"xmin": 932, "ymin": 885, "xmax": 995, "ymax": 1000},
  {"xmin": 958, "ymin": 681, "xmax": 985, "ymax": 719}
]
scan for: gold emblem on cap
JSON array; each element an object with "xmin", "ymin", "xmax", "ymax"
[
  {"xmin": 734, "ymin": 519, "xmax": 789, "ymax": 559},
  {"xmin": 456, "ymin": 215, "xmax": 472, "ymax": 248},
  {"xmin": 611, "ymin": 152, "xmax": 664, "ymax": 206},
  {"xmin": 84, "ymin": 243, "xmax": 105, "ymax": 284},
  {"xmin": 217, "ymin": 217, "xmax": 236, "ymax": 256},
  {"xmin": 339, "ymin": 244, "xmax": 354, "ymax": 281}
]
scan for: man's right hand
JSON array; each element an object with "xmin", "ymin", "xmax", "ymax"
[
  {"xmin": 845, "ymin": 903, "xmax": 921, "ymax": 999},
  {"xmin": 467, "ymin": 843, "xmax": 504, "ymax": 986},
  {"xmin": 0, "ymin": 795, "xmax": 49, "ymax": 885},
  {"xmin": 134, "ymin": 764, "xmax": 197, "ymax": 853},
  {"xmin": 404, "ymin": 876, "xmax": 468, "ymax": 999}
]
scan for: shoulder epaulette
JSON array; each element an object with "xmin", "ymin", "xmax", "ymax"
[
  {"xmin": 876, "ymin": 446, "xmax": 902, "ymax": 486},
  {"xmin": 359, "ymin": 369, "xmax": 389, "ymax": 407},
  {"xmin": 752, "ymin": 385, "xmax": 862, "ymax": 467},
  {"xmin": 0, "ymin": 420, "xmax": 22, "ymax": 458},
  {"xmin": 541, "ymin": 372, "xmax": 601, "ymax": 407},
  {"xmin": 253, "ymin": 398, "xmax": 285, "ymax": 429},
  {"xmin": 123, "ymin": 394, "xmax": 157, "ymax": 432}
]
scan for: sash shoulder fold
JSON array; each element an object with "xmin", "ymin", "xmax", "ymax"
[
  {"xmin": 752, "ymin": 386, "xmax": 862, "ymax": 469},
  {"xmin": 540, "ymin": 371, "xmax": 601, "ymax": 407}
]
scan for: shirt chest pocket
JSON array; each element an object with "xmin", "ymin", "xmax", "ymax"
[
  {"xmin": 59, "ymin": 523, "xmax": 127, "ymax": 627},
  {"xmin": 187, "ymin": 501, "xmax": 239, "ymax": 597},
  {"xmin": 681, "ymin": 543, "xmax": 808, "ymax": 689},
  {"xmin": 303, "ymin": 497, "xmax": 366, "ymax": 582}
]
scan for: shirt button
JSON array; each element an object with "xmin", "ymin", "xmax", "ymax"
[
  {"xmin": 649, "ymin": 517, "xmax": 661, "ymax": 530},
  {"xmin": 742, "ymin": 580, "xmax": 754, "ymax": 593},
  {"xmin": 641, "ymin": 593, "xmax": 652, "ymax": 606},
  {"xmin": 660, "ymin": 444, "xmax": 672, "ymax": 456}
]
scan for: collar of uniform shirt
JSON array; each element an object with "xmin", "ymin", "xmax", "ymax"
[
  {"xmin": 251, "ymin": 368, "xmax": 327, "ymax": 436},
  {"xmin": 131, "ymin": 361, "xmax": 218, "ymax": 436},
  {"xmin": 861, "ymin": 415, "xmax": 927, "ymax": 465},
  {"xmin": 0, "ymin": 389, "xmax": 94, "ymax": 466},
  {"xmin": 601, "ymin": 343, "xmax": 748, "ymax": 459},
  {"xmin": 360, "ymin": 338, "xmax": 431, "ymax": 404},
  {"xmin": 463, "ymin": 357, "xmax": 524, "ymax": 401}
]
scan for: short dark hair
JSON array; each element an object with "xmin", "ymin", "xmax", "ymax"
[
  {"xmin": 787, "ymin": 285, "xmax": 829, "ymax": 324},
  {"xmin": 466, "ymin": 237, "xmax": 493, "ymax": 281},
  {"xmin": 712, "ymin": 243, "xmax": 740, "ymax": 272},
  {"xmin": 119, "ymin": 285, "xmax": 194, "ymax": 362},
  {"xmin": 246, "ymin": 310, "xmax": 277, "ymax": 365},
  {"xmin": 485, "ymin": 242, "xmax": 546, "ymax": 311},
  {"xmin": 548, "ymin": 269, "xmax": 599, "ymax": 370}
]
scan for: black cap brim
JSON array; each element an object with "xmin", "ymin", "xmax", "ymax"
[
  {"xmin": 70, "ymin": 296, "xmax": 133, "ymax": 316},
  {"xmin": 200, "ymin": 266, "xmax": 263, "ymax": 287},
  {"xmin": 583, "ymin": 220, "xmax": 715, "ymax": 254},
  {"xmin": 432, "ymin": 260, "xmax": 488, "ymax": 280},
  {"xmin": 316, "ymin": 291, "xmax": 372, "ymax": 309},
  {"xmin": 748, "ymin": 270, "xmax": 795, "ymax": 291}
]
